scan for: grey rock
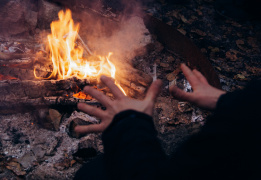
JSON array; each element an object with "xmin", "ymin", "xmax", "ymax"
[
  {"xmin": 17, "ymin": 151, "xmax": 37, "ymax": 169},
  {"xmin": 37, "ymin": 0, "xmax": 62, "ymax": 29}
]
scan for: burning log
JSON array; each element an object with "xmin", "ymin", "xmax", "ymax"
[
  {"xmin": 0, "ymin": 79, "xmax": 96, "ymax": 100},
  {"xmin": 0, "ymin": 52, "xmax": 33, "ymax": 60},
  {"xmin": 0, "ymin": 96, "xmax": 100, "ymax": 115}
]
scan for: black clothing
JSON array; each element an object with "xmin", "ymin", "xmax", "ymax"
[{"xmin": 75, "ymin": 80, "xmax": 261, "ymax": 180}]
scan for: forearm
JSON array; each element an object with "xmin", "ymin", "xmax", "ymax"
[{"xmin": 102, "ymin": 110, "xmax": 167, "ymax": 179}]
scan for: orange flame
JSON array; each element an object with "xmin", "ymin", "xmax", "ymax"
[{"xmin": 34, "ymin": 9, "xmax": 126, "ymax": 95}]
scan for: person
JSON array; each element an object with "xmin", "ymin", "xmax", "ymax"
[{"xmin": 74, "ymin": 63, "xmax": 261, "ymax": 180}]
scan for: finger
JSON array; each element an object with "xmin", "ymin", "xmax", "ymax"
[
  {"xmin": 77, "ymin": 103, "xmax": 106, "ymax": 119},
  {"xmin": 100, "ymin": 75, "xmax": 125, "ymax": 99},
  {"xmin": 145, "ymin": 79, "xmax": 162, "ymax": 102},
  {"xmin": 180, "ymin": 63, "xmax": 200, "ymax": 87},
  {"xmin": 169, "ymin": 85, "xmax": 196, "ymax": 103},
  {"xmin": 83, "ymin": 86, "xmax": 111, "ymax": 107},
  {"xmin": 192, "ymin": 69, "xmax": 209, "ymax": 85},
  {"xmin": 74, "ymin": 124, "xmax": 105, "ymax": 134}
]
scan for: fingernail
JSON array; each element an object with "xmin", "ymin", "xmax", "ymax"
[{"xmin": 100, "ymin": 75, "xmax": 107, "ymax": 81}]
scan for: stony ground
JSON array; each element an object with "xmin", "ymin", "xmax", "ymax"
[
  {"xmin": 0, "ymin": 0, "xmax": 260, "ymax": 179},
  {"xmin": 145, "ymin": 0, "xmax": 261, "ymax": 91}
]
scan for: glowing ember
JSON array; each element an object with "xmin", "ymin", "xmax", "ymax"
[
  {"xmin": 0, "ymin": 74, "xmax": 17, "ymax": 80},
  {"xmin": 34, "ymin": 9, "xmax": 126, "ymax": 95}
]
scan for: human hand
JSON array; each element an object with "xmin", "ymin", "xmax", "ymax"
[
  {"xmin": 169, "ymin": 64, "xmax": 226, "ymax": 110},
  {"xmin": 75, "ymin": 76, "xmax": 162, "ymax": 134}
]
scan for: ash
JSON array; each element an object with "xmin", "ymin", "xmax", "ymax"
[{"xmin": 0, "ymin": 112, "xmax": 102, "ymax": 179}]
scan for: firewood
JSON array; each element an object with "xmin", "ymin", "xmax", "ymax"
[
  {"xmin": 0, "ymin": 52, "xmax": 34, "ymax": 60},
  {"xmin": 116, "ymin": 67, "xmax": 153, "ymax": 87},
  {"xmin": 0, "ymin": 96, "xmax": 100, "ymax": 114}
]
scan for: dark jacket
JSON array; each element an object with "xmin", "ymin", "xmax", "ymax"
[{"xmin": 75, "ymin": 80, "xmax": 261, "ymax": 180}]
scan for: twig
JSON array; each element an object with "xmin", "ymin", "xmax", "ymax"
[{"xmin": 63, "ymin": 32, "xmax": 93, "ymax": 55}]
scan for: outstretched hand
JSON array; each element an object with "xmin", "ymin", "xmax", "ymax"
[
  {"xmin": 75, "ymin": 76, "xmax": 162, "ymax": 134},
  {"xmin": 169, "ymin": 64, "xmax": 226, "ymax": 110}
]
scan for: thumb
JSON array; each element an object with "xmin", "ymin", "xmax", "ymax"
[
  {"xmin": 169, "ymin": 85, "xmax": 195, "ymax": 103},
  {"xmin": 145, "ymin": 80, "xmax": 162, "ymax": 102}
]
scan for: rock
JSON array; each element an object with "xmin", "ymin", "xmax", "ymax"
[
  {"xmin": 17, "ymin": 151, "xmax": 37, "ymax": 169},
  {"xmin": 49, "ymin": 109, "xmax": 62, "ymax": 131},
  {"xmin": 0, "ymin": 0, "xmax": 38, "ymax": 37},
  {"xmin": 6, "ymin": 158, "xmax": 26, "ymax": 176},
  {"xmin": 178, "ymin": 102, "xmax": 193, "ymax": 112},
  {"xmin": 32, "ymin": 145, "xmax": 46, "ymax": 160},
  {"xmin": 38, "ymin": 0, "xmax": 62, "ymax": 29},
  {"xmin": 68, "ymin": 118, "xmax": 94, "ymax": 138},
  {"xmin": 34, "ymin": 108, "xmax": 63, "ymax": 131}
]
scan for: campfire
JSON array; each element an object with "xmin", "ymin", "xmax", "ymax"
[
  {"xmin": 0, "ymin": 0, "xmax": 220, "ymax": 179},
  {"xmin": 35, "ymin": 9, "xmax": 126, "ymax": 96}
]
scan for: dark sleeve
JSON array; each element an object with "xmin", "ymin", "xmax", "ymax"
[
  {"xmin": 169, "ymin": 80, "xmax": 261, "ymax": 179},
  {"xmin": 102, "ymin": 110, "xmax": 167, "ymax": 180}
]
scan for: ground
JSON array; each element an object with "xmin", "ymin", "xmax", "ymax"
[
  {"xmin": 145, "ymin": 0, "xmax": 260, "ymax": 91},
  {"xmin": 0, "ymin": 0, "xmax": 260, "ymax": 179}
]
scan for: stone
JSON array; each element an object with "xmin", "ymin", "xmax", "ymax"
[
  {"xmin": 17, "ymin": 151, "xmax": 37, "ymax": 169},
  {"xmin": 0, "ymin": 0, "xmax": 38, "ymax": 38},
  {"xmin": 49, "ymin": 109, "xmax": 62, "ymax": 131},
  {"xmin": 38, "ymin": 0, "xmax": 64, "ymax": 29}
]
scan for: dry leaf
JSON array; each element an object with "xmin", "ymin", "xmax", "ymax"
[
  {"xmin": 247, "ymin": 37, "xmax": 259, "ymax": 48},
  {"xmin": 180, "ymin": 15, "xmax": 188, "ymax": 23},
  {"xmin": 191, "ymin": 29, "xmax": 206, "ymax": 36},
  {"xmin": 49, "ymin": 109, "xmax": 62, "ymax": 131},
  {"xmin": 236, "ymin": 39, "xmax": 244, "ymax": 45},
  {"xmin": 234, "ymin": 74, "xmax": 246, "ymax": 80},
  {"xmin": 160, "ymin": 62, "xmax": 169, "ymax": 68},
  {"xmin": 70, "ymin": 160, "xmax": 76, "ymax": 167},
  {"xmin": 166, "ymin": 73, "xmax": 176, "ymax": 81},
  {"xmin": 226, "ymin": 50, "xmax": 238, "ymax": 61},
  {"xmin": 6, "ymin": 161, "xmax": 26, "ymax": 176},
  {"xmin": 167, "ymin": 21, "xmax": 173, "ymax": 25},
  {"xmin": 167, "ymin": 56, "xmax": 175, "ymax": 62},
  {"xmin": 196, "ymin": 9, "xmax": 203, "ymax": 16},
  {"xmin": 231, "ymin": 22, "xmax": 242, "ymax": 27},
  {"xmin": 177, "ymin": 28, "xmax": 187, "ymax": 35},
  {"xmin": 211, "ymin": 47, "xmax": 220, "ymax": 53}
]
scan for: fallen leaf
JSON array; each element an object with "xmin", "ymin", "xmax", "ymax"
[
  {"xmin": 6, "ymin": 160, "xmax": 26, "ymax": 176},
  {"xmin": 236, "ymin": 39, "xmax": 244, "ymax": 45},
  {"xmin": 211, "ymin": 47, "xmax": 220, "ymax": 53},
  {"xmin": 167, "ymin": 21, "xmax": 173, "ymax": 25},
  {"xmin": 177, "ymin": 28, "xmax": 187, "ymax": 35},
  {"xmin": 172, "ymin": 10, "xmax": 180, "ymax": 19},
  {"xmin": 70, "ymin": 160, "xmax": 76, "ymax": 167},
  {"xmin": 231, "ymin": 21, "xmax": 242, "ymax": 27},
  {"xmin": 247, "ymin": 37, "xmax": 259, "ymax": 48},
  {"xmin": 215, "ymin": 66, "xmax": 222, "ymax": 71},
  {"xmin": 191, "ymin": 29, "xmax": 206, "ymax": 36},
  {"xmin": 49, "ymin": 109, "xmax": 62, "ymax": 131},
  {"xmin": 166, "ymin": 73, "xmax": 176, "ymax": 81},
  {"xmin": 160, "ymin": 62, "xmax": 169, "ymax": 68},
  {"xmin": 201, "ymin": 48, "xmax": 207, "ymax": 53},
  {"xmin": 180, "ymin": 15, "xmax": 188, "ymax": 23},
  {"xmin": 167, "ymin": 56, "xmax": 175, "ymax": 62},
  {"xmin": 226, "ymin": 50, "xmax": 238, "ymax": 61},
  {"xmin": 234, "ymin": 74, "xmax": 246, "ymax": 80},
  {"xmin": 196, "ymin": 9, "xmax": 203, "ymax": 16}
]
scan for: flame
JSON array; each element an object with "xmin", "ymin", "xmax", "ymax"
[{"xmin": 34, "ymin": 9, "xmax": 126, "ymax": 95}]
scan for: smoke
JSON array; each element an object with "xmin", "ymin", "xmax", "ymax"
[{"xmin": 76, "ymin": 0, "xmax": 152, "ymax": 68}]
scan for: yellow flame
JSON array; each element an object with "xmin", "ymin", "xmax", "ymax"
[{"xmin": 34, "ymin": 9, "xmax": 126, "ymax": 95}]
